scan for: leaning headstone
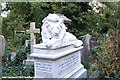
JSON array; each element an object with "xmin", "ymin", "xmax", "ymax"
[
  {"xmin": 0, "ymin": 35, "xmax": 5, "ymax": 62},
  {"xmin": 80, "ymin": 34, "xmax": 93, "ymax": 62},
  {"xmin": 30, "ymin": 14, "xmax": 87, "ymax": 78},
  {"xmin": 0, "ymin": 35, "xmax": 5, "ymax": 78}
]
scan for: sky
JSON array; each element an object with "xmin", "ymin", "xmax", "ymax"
[{"xmin": 1, "ymin": 2, "xmax": 10, "ymax": 17}]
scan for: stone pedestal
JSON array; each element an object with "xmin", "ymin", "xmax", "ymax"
[{"xmin": 30, "ymin": 44, "xmax": 87, "ymax": 78}]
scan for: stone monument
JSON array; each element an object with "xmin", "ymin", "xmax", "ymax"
[
  {"xmin": 0, "ymin": 35, "xmax": 5, "ymax": 62},
  {"xmin": 0, "ymin": 35, "xmax": 5, "ymax": 78},
  {"xmin": 30, "ymin": 13, "xmax": 87, "ymax": 78},
  {"xmin": 80, "ymin": 34, "xmax": 93, "ymax": 62},
  {"xmin": 23, "ymin": 22, "xmax": 40, "ymax": 65}
]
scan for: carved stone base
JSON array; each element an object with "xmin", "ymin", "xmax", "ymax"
[{"xmin": 30, "ymin": 44, "xmax": 87, "ymax": 78}]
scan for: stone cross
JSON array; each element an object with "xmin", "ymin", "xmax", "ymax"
[
  {"xmin": 26, "ymin": 22, "xmax": 40, "ymax": 53},
  {"xmin": 23, "ymin": 22, "xmax": 40, "ymax": 65}
]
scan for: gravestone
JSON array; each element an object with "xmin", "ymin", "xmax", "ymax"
[
  {"xmin": 0, "ymin": 35, "xmax": 5, "ymax": 62},
  {"xmin": 26, "ymin": 22, "xmax": 40, "ymax": 53},
  {"xmin": 30, "ymin": 14, "xmax": 87, "ymax": 78},
  {"xmin": 23, "ymin": 22, "xmax": 40, "ymax": 65},
  {"xmin": 80, "ymin": 34, "xmax": 93, "ymax": 62},
  {"xmin": 0, "ymin": 35, "xmax": 5, "ymax": 78}
]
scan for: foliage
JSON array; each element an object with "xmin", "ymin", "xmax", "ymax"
[
  {"xmin": 1, "ymin": 3, "xmax": 87, "ymax": 39},
  {"xmin": 2, "ymin": 65, "xmax": 34, "ymax": 77},
  {"xmin": 2, "ymin": 33, "xmax": 32, "ymax": 77},
  {"xmin": 2, "ymin": 2, "xmax": 118, "ymax": 39},
  {"xmin": 2, "ymin": 33, "xmax": 29, "ymax": 66},
  {"xmin": 82, "ymin": 60, "xmax": 90, "ymax": 69},
  {"xmin": 95, "ymin": 28, "xmax": 120, "ymax": 78}
]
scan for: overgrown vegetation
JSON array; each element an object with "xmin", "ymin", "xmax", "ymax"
[{"xmin": 95, "ymin": 28, "xmax": 120, "ymax": 78}]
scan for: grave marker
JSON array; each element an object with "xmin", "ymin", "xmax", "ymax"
[
  {"xmin": 80, "ymin": 34, "xmax": 93, "ymax": 62},
  {"xmin": 26, "ymin": 22, "xmax": 40, "ymax": 53},
  {"xmin": 30, "ymin": 13, "xmax": 87, "ymax": 78},
  {"xmin": 0, "ymin": 35, "xmax": 5, "ymax": 78},
  {"xmin": 23, "ymin": 22, "xmax": 40, "ymax": 65},
  {"xmin": 0, "ymin": 35, "xmax": 5, "ymax": 62}
]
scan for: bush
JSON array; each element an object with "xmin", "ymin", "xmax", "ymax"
[
  {"xmin": 2, "ymin": 65, "xmax": 34, "ymax": 77},
  {"xmin": 95, "ymin": 28, "xmax": 120, "ymax": 78}
]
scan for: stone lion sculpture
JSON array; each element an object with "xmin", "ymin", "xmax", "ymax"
[{"xmin": 40, "ymin": 13, "xmax": 83, "ymax": 49}]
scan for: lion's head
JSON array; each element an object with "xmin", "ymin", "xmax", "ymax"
[
  {"xmin": 47, "ymin": 22, "xmax": 63, "ymax": 37},
  {"xmin": 41, "ymin": 14, "xmax": 66, "ymax": 38}
]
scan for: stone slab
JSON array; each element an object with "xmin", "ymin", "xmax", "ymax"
[
  {"xmin": 31, "ymin": 45, "xmax": 83, "ymax": 59},
  {"xmin": 0, "ymin": 35, "xmax": 5, "ymax": 61},
  {"xmin": 30, "ymin": 45, "xmax": 87, "ymax": 78},
  {"xmin": 0, "ymin": 35, "xmax": 5, "ymax": 55},
  {"xmin": 0, "ymin": 35, "xmax": 5, "ymax": 79},
  {"xmin": 63, "ymin": 65, "xmax": 87, "ymax": 78},
  {"xmin": 33, "ymin": 44, "xmax": 76, "ymax": 54},
  {"xmin": 34, "ymin": 51, "xmax": 81, "ymax": 78}
]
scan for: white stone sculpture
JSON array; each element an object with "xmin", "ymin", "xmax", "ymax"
[
  {"xmin": 30, "ymin": 14, "xmax": 87, "ymax": 78},
  {"xmin": 39, "ymin": 13, "xmax": 83, "ymax": 49}
]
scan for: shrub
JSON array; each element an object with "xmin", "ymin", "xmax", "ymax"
[{"xmin": 95, "ymin": 28, "xmax": 120, "ymax": 78}]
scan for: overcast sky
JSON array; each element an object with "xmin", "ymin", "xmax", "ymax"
[{"xmin": 1, "ymin": 2, "xmax": 10, "ymax": 17}]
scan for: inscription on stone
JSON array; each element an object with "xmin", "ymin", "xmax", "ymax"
[
  {"xmin": 35, "ymin": 60, "xmax": 53, "ymax": 78},
  {"xmin": 34, "ymin": 51, "xmax": 81, "ymax": 78},
  {"xmin": 57, "ymin": 52, "xmax": 80, "ymax": 77}
]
